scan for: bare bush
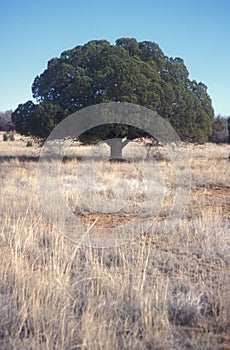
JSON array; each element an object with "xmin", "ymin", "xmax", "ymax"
[{"xmin": 0, "ymin": 110, "xmax": 14, "ymax": 131}]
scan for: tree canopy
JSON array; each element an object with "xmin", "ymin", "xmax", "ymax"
[{"xmin": 12, "ymin": 38, "xmax": 214, "ymax": 154}]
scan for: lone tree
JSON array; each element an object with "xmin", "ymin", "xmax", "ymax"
[{"xmin": 12, "ymin": 38, "xmax": 214, "ymax": 157}]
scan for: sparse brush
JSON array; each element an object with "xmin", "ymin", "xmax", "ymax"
[
  {"xmin": 9, "ymin": 132, "xmax": 15, "ymax": 141},
  {"xmin": 3, "ymin": 132, "xmax": 8, "ymax": 141},
  {"xmin": 26, "ymin": 140, "xmax": 33, "ymax": 147}
]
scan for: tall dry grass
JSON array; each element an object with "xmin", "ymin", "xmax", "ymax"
[{"xmin": 0, "ymin": 134, "xmax": 229, "ymax": 349}]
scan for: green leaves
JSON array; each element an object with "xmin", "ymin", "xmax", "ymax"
[
  {"xmin": 13, "ymin": 38, "xmax": 214, "ymax": 143},
  {"xmin": 12, "ymin": 101, "xmax": 65, "ymax": 140}
]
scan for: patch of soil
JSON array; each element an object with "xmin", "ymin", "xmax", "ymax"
[
  {"xmin": 77, "ymin": 212, "xmax": 136, "ymax": 229},
  {"xmin": 75, "ymin": 185, "xmax": 229, "ymax": 231}
]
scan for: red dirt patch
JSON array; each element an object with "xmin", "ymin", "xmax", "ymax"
[
  {"xmin": 76, "ymin": 186, "xmax": 229, "ymax": 230},
  {"xmin": 78, "ymin": 212, "xmax": 136, "ymax": 229}
]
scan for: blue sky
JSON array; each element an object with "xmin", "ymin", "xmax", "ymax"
[{"xmin": 0, "ymin": 0, "xmax": 230, "ymax": 116}]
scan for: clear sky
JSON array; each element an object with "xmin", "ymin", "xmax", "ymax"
[{"xmin": 0, "ymin": 0, "xmax": 230, "ymax": 116}]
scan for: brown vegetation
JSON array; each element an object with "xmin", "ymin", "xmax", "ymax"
[{"xmin": 0, "ymin": 134, "xmax": 229, "ymax": 349}]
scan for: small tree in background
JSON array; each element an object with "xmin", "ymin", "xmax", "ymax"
[
  {"xmin": 0, "ymin": 110, "xmax": 14, "ymax": 132},
  {"xmin": 211, "ymin": 115, "xmax": 229, "ymax": 143}
]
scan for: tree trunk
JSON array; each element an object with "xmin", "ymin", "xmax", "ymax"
[{"xmin": 106, "ymin": 138, "xmax": 129, "ymax": 161}]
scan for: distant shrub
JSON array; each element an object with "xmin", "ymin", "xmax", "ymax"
[
  {"xmin": 9, "ymin": 132, "xmax": 15, "ymax": 141},
  {"xmin": 3, "ymin": 133, "xmax": 8, "ymax": 141},
  {"xmin": 211, "ymin": 116, "xmax": 229, "ymax": 143},
  {"xmin": 0, "ymin": 110, "xmax": 14, "ymax": 132},
  {"xmin": 26, "ymin": 140, "xmax": 33, "ymax": 147}
]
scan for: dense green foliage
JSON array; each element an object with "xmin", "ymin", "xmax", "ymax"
[{"xmin": 12, "ymin": 38, "xmax": 214, "ymax": 144}]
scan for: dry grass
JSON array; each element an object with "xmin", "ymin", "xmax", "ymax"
[{"xmin": 0, "ymin": 133, "xmax": 229, "ymax": 349}]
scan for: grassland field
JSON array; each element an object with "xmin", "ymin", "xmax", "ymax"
[{"xmin": 0, "ymin": 132, "xmax": 229, "ymax": 349}]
